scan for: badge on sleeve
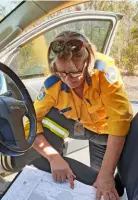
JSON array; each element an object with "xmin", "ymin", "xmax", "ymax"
[
  {"xmin": 37, "ymin": 86, "xmax": 46, "ymax": 101},
  {"xmin": 105, "ymin": 66, "xmax": 118, "ymax": 84}
]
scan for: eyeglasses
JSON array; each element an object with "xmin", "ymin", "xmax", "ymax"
[
  {"xmin": 55, "ymin": 71, "xmax": 83, "ymax": 78},
  {"xmin": 54, "ymin": 65, "xmax": 86, "ymax": 78},
  {"xmin": 50, "ymin": 39, "xmax": 84, "ymax": 54}
]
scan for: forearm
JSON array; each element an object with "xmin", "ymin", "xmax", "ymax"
[
  {"xmin": 33, "ymin": 133, "xmax": 61, "ymax": 162},
  {"xmin": 99, "ymin": 135, "xmax": 126, "ymax": 175}
]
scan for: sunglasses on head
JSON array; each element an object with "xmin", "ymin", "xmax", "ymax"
[{"xmin": 50, "ymin": 39, "xmax": 84, "ymax": 54}]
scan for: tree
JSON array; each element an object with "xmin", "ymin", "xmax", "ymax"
[
  {"xmin": 121, "ymin": 43, "xmax": 138, "ymax": 75},
  {"xmin": 131, "ymin": 11, "xmax": 138, "ymax": 43}
]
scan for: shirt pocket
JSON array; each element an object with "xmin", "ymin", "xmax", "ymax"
[{"xmin": 86, "ymin": 88, "xmax": 104, "ymax": 113}]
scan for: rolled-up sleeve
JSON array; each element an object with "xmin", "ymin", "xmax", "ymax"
[{"xmin": 100, "ymin": 67, "xmax": 133, "ymax": 136}]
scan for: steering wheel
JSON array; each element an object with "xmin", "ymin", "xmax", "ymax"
[{"xmin": 0, "ymin": 62, "xmax": 36, "ymax": 156}]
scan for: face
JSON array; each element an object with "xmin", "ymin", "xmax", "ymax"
[{"xmin": 50, "ymin": 36, "xmax": 89, "ymax": 88}]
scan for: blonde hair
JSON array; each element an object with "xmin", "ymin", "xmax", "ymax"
[{"xmin": 47, "ymin": 30, "xmax": 96, "ymax": 75}]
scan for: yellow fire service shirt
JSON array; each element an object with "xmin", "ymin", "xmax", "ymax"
[{"xmin": 24, "ymin": 53, "xmax": 133, "ymax": 138}]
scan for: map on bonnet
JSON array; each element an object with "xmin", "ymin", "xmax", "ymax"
[{"xmin": 2, "ymin": 166, "xmax": 99, "ymax": 200}]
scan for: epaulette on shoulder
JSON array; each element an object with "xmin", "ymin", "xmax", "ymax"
[
  {"xmin": 44, "ymin": 75, "xmax": 60, "ymax": 89},
  {"xmin": 94, "ymin": 60, "xmax": 106, "ymax": 72}
]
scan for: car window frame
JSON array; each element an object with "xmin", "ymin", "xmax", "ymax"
[{"xmin": 0, "ymin": 11, "xmax": 122, "ymax": 63}]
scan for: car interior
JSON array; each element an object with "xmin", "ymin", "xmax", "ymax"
[{"xmin": 0, "ymin": 1, "xmax": 138, "ymax": 199}]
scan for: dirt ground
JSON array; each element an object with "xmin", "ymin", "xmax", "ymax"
[{"xmin": 122, "ymin": 75, "xmax": 138, "ymax": 101}]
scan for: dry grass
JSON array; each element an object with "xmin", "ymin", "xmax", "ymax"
[{"xmin": 122, "ymin": 75, "xmax": 138, "ymax": 101}]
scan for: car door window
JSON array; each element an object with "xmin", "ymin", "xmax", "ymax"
[{"xmin": 9, "ymin": 19, "xmax": 112, "ymax": 79}]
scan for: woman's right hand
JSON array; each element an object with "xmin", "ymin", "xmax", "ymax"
[{"xmin": 50, "ymin": 155, "xmax": 76, "ymax": 189}]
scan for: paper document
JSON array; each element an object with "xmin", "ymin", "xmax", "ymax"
[{"xmin": 2, "ymin": 166, "xmax": 98, "ymax": 200}]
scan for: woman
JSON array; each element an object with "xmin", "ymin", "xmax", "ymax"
[{"xmin": 2, "ymin": 30, "xmax": 133, "ymax": 200}]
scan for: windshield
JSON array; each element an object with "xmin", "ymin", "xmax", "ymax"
[{"xmin": 0, "ymin": 0, "xmax": 23, "ymax": 22}]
